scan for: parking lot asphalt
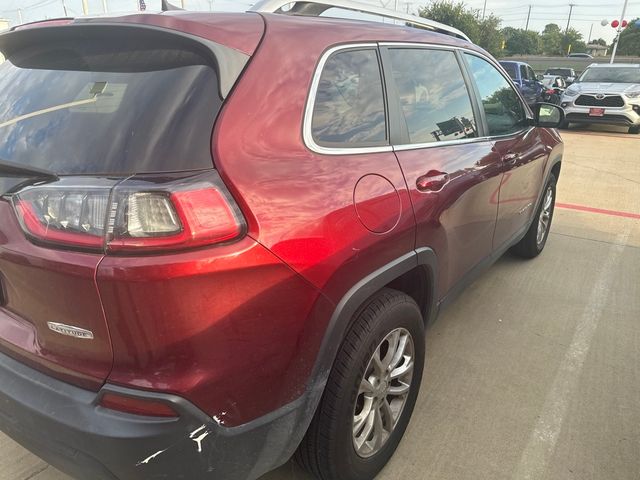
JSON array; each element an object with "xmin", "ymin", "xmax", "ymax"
[{"xmin": 1, "ymin": 125, "xmax": 639, "ymax": 480}]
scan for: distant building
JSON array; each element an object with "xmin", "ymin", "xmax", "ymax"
[{"xmin": 587, "ymin": 44, "xmax": 608, "ymax": 57}]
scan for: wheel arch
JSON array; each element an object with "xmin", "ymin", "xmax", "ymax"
[{"xmin": 308, "ymin": 248, "xmax": 437, "ymax": 397}]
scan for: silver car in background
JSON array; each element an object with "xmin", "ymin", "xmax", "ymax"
[{"xmin": 560, "ymin": 63, "xmax": 640, "ymax": 134}]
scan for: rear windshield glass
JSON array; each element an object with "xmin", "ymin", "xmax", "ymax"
[
  {"xmin": 0, "ymin": 39, "xmax": 223, "ymax": 175},
  {"xmin": 579, "ymin": 67, "xmax": 640, "ymax": 84},
  {"xmin": 500, "ymin": 63, "xmax": 517, "ymax": 80},
  {"xmin": 545, "ymin": 68, "xmax": 572, "ymax": 76}
]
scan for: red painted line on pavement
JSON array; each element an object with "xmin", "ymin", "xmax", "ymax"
[{"xmin": 556, "ymin": 202, "xmax": 640, "ymax": 220}]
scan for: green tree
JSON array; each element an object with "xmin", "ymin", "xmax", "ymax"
[
  {"xmin": 477, "ymin": 15, "xmax": 504, "ymax": 57},
  {"xmin": 563, "ymin": 27, "xmax": 586, "ymax": 54},
  {"xmin": 541, "ymin": 23, "xmax": 562, "ymax": 55},
  {"xmin": 592, "ymin": 38, "xmax": 607, "ymax": 47},
  {"xmin": 617, "ymin": 19, "xmax": 640, "ymax": 56},
  {"xmin": 504, "ymin": 28, "xmax": 542, "ymax": 55},
  {"xmin": 418, "ymin": 1, "xmax": 503, "ymax": 56}
]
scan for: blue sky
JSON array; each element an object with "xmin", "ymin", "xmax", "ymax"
[{"xmin": 0, "ymin": 0, "xmax": 638, "ymax": 43}]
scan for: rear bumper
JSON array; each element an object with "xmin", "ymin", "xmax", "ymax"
[{"xmin": 0, "ymin": 350, "xmax": 314, "ymax": 480}]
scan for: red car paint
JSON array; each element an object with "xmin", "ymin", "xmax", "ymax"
[{"xmin": 0, "ymin": 11, "xmax": 563, "ymax": 433}]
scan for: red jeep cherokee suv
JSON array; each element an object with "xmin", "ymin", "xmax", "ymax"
[{"xmin": 0, "ymin": 2, "xmax": 564, "ymax": 479}]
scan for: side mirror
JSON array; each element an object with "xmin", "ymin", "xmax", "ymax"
[
  {"xmin": 566, "ymin": 77, "xmax": 575, "ymax": 85},
  {"xmin": 533, "ymin": 103, "xmax": 565, "ymax": 128}
]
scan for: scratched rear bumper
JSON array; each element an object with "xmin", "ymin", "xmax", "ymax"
[{"xmin": 0, "ymin": 350, "xmax": 310, "ymax": 480}]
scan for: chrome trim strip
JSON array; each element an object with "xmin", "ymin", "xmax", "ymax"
[
  {"xmin": 303, "ymin": 42, "xmax": 534, "ymax": 155},
  {"xmin": 303, "ymin": 43, "xmax": 394, "ymax": 156},
  {"xmin": 393, "ymin": 136, "xmax": 490, "ymax": 151}
]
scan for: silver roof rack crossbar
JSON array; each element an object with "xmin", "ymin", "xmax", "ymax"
[{"xmin": 250, "ymin": 0, "xmax": 471, "ymax": 42}]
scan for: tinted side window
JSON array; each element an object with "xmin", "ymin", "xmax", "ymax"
[
  {"xmin": 527, "ymin": 67, "xmax": 537, "ymax": 81},
  {"xmin": 465, "ymin": 54, "xmax": 528, "ymax": 137},
  {"xmin": 388, "ymin": 49, "xmax": 477, "ymax": 144},
  {"xmin": 520, "ymin": 65, "xmax": 528, "ymax": 81},
  {"xmin": 311, "ymin": 49, "xmax": 387, "ymax": 148}
]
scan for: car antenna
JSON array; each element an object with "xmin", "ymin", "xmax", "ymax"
[{"xmin": 161, "ymin": 0, "xmax": 184, "ymax": 11}]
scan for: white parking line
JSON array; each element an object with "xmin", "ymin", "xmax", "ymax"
[{"xmin": 512, "ymin": 231, "xmax": 630, "ymax": 480}]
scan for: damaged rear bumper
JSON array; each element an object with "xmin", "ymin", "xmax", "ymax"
[{"xmin": 0, "ymin": 350, "xmax": 312, "ymax": 480}]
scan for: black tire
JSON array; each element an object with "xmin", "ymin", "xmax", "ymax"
[
  {"xmin": 558, "ymin": 120, "xmax": 570, "ymax": 129},
  {"xmin": 296, "ymin": 288, "xmax": 425, "ymax": 480},
  {"xmin": 550, "ymin": 93, "xmax": 560, "ymax": 105},
  {"xmin": 511, "ymin": 172, "xmax": 557, "ymax": 259},
  {"xmin": 629, "ymin": 125, "xmax": 640, "ymax": 134}
]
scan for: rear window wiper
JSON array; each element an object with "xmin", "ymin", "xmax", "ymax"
[{"xmin": 0, "ymin": 159, "xmax": 59, "ymax": 181}]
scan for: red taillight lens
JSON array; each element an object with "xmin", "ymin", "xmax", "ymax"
[
  {"xmin": 15, "ymin": 199, "xmax": 105, "ymax": 249},
  {"xmin": 13, "ymin": 187, "xmax": 110, "ymax": 250},
  {"xmin": 99, "ymin": 393, "xmax": 178, "ymax": 418},
  {"xmin": 11, "ymin": 172, "xmax": 246, "ymax": 253},
  {"xmin": 107, "ymin": 188, "xmax": 242, "ymax": 253}
]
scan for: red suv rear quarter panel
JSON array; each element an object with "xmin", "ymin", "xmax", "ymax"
[
  {"xmin": 97, "ymin": 237, "xmax": 333, "ymax": 425},
  {"xmin": 213, "ymin": 15, "xmax": 436, "ymax": 303}
]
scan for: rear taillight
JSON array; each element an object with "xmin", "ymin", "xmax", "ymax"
[
  {"xmin": 14, "ymin": 188, "xmax": 109, "ymax": 249},
  {"xmin": 11, "ymin": 171, "xmax": 245, "ymax": 253}
]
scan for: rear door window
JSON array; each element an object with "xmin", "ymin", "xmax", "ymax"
[
  {"xmin": 464, "ymin": 54, "xmax": 528, "ymax": 137},
  {"xmin": 387, "ymin": 48, "xmax": 478, "ymax": 144},
  {"xmin": 311, "ymin": 49, "xmax": 387, "ymax": 148},
  {"xmin": 0, "ymin": 38, "xmax": 226, "ymax": 175}
]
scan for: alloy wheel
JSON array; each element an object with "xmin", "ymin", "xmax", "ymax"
[
  {"xmin": 537, "ymin": 186, "xmax": 554, "ymax": 246},
  {"xmin": 352, "ymin": 328, "xmax": 415, "ymax": 458}
]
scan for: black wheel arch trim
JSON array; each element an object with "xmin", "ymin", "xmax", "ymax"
[
  {"xmin": 285, "ymin": 248, "xmax": 438, "ymax": 447},
  {"xmin": 312, "ymin": 247, "xmax": 437, "ymax": 389}
]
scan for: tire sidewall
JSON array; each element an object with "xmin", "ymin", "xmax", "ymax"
[
  {"xmin": 331, "ymin": 297, "xmax": 425, "ymax": 479},
  {"xmin": 535, "ymin": 174, "xmax": 557, "ymax": 253}
]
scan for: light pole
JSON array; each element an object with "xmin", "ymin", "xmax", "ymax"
[
  {"xmin": 565, "ymin": 3, "xmax": 575, "ymax": 34},
  {"xmin": 610, "ymin": 0, "xmax": 629, "ymax": 64}
]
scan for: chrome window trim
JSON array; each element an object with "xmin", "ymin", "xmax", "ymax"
[
  {"xmin": 304, "ymin": 42, "xmax": 533, "ymax": 155},
  {"xmin": 393, "ymin": 136, "xmax": 489, "ymax": 152},
  {"xmin": 303, "ymin": 43, "xmax": 393, "ymax": 156}
]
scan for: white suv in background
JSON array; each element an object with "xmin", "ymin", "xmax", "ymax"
[{"xmin": 560, "ymin": 63, "xmax": 640, "ymax": 134}]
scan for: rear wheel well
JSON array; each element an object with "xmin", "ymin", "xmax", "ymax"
[
  {"xmin": 551, "ymin": 161, "xmax": 561, "ymax": 180},
  {"xmin": 386, "ymin": 266, "xmax": 431, "ymax": 323}
]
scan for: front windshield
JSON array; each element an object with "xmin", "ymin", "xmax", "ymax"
[{"xmin": 579, "ymin": 67, "xmax": 640, "ymax": 84}]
